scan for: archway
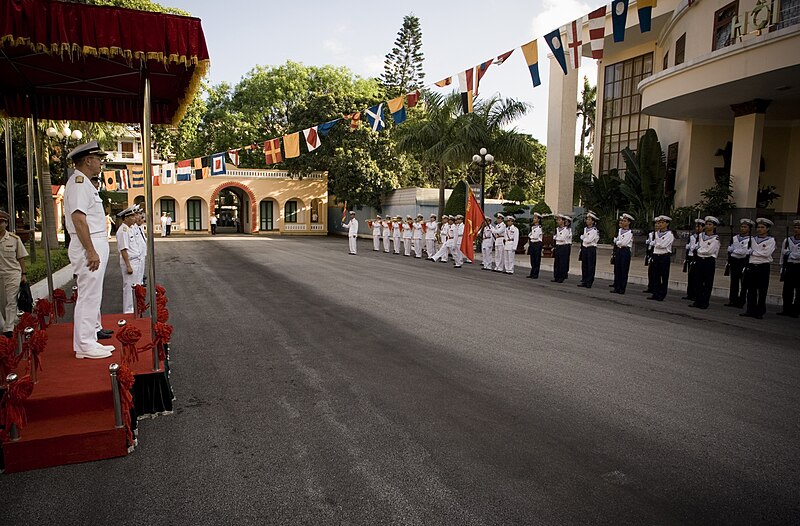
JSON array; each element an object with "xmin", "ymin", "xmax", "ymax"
[{"xmin": 210, "ymin": 182, "xmax": 257, "ymax": 234}]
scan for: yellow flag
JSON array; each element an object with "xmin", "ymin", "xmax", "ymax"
[
  {"xmin": 387, "ymin": 96, "xmax": 404, "ymax": 114},
  {"xmin": 283, "ymin": 132, "xmax": 300, "ymax": 159}
]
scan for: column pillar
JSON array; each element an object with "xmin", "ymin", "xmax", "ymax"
[
  {"xmin": 730, "ymin": 99, "xmax": 770, "ymax": 210},
  {"xmin": 544, "ymin": 55, "xmax": 579, "ymax": 214}
]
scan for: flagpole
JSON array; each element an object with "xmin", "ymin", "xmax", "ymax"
[{"xmin": 142, "ymin": 68, "xmax": 159, "ymax": 372}]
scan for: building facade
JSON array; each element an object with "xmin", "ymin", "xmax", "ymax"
[
  {"xmin": 546, "ymin": 0, "xmax": 800, "ymax": 217},
  {"xmin": 126, "ymin": 169, "xmax": 328, "ymax": 235}
]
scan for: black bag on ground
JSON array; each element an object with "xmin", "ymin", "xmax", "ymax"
[{"xmin": 17, "ymin": 280, "xmax": 33, "ymax": 313}]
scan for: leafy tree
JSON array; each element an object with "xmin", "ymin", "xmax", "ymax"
[
  {"xmin": 443, "ymin": 180, "xmax": 467, "ymax": 217},
  {"xmin": 501, "ymin": 185, "xmax": 531, "ymax": 236},
  {"xmin": 381, "ymin": 15, "xmax": 425, "ymax": 98},
  {"xmin": 619, "ymin": 129, "xmax": 672, "ymax": 225},
  {"xmin": 69, "ymin": 0, "xmax": 189, "ymax": 15},
  {"xmin": 581, "ymin": 170, "xmax": 625, "ymax": 242},
  {"xmin": 577, "ymin": 76, "xmax": 597, "ymax": 158}
]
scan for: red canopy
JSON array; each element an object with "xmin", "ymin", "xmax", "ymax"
[{"xmin": 0, "ymin": 0, "xmax": 210, "ymax": 125}]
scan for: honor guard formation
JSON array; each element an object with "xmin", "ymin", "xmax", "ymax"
[{"xmin": 345, "ymin": 210, "xmax": 800, "ymax": 320}]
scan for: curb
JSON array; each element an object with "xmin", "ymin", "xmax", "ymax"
[{"xmin": 31, "ymin": 263, "xmax": 74, "ymax": 301}]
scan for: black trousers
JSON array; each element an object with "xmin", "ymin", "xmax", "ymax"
[
  {"xmin": 686, "ymin": 257, "xmax": 699, "ymax": 300},
  {"xmin": 165, "ymin": 224, "xmax": 171, "ymax": 236},
  {"xmin": 553, "ymin": 244, "xmax": 571, "ymax": 281},
  {"xmin": 651, "ymin": 253, "xmax": 671, "ymax": 300},
  {"xmin": 646, "ymin": 254, "xmax": 656, "ymax": 291},
  {"xmin": 693, "ymin": 256, "xmax": 716, "ymax": 308},
  {"xmin": 782, "ymin": 263, "xmax": 800, "ymax": 315},
  {"xmin": 745, "ymin": 263, "xmax": 771, "ymax": 317},
  {"xmin": 528, "ymin": 241, "xmax": 542, "ymax": 278},
  {"xmin": 728, "ymin": 257, "xmax": 747, "ymax": 306},
  {"xmin": 580, "ymin": 246, "xmax": 596, "ymax": 286},
  {"xmin": 613, "ymin": 247, "xmax": 631, "ymax": 293}
]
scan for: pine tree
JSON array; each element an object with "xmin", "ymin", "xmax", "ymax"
[{"xmin": 381, "ymin": 15, "xmax": 425, "ymax": 98}]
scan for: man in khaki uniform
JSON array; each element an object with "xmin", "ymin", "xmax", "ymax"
[{"xmin": 0, "ymin": 210, "xmax": 27, "ymax": 337}]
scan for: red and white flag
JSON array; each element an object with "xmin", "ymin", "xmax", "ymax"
[
  {"xmin": 565, "ymin": 18, "xmax": 583, "ymax": 71},
  {"xmin": 474, "ymin": 59, "xmax": 493, "ymax": 97},
  {"xmin": 494, "ymin": 49, "xmax": 514, "ymax": 65},
  {"xmin": 588, "ymin": 6, "xmax": 607, "ymax": 60},
  {"xmin": 303, "ymin": 126, "xmax": 322, "ymax": 152},
  {"xmin": 406, "ymin": 90, "xmax": 421, "ymax": 108},
  {"xmin": 227, "ymin": 149, "xmax": 240, "ymax": 166}
]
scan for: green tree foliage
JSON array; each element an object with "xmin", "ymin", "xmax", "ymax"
[
  {"xmin": 577, "ymin": 76, "xmax": 597, "ymax": 158},
  {"xmin": 502, "ymin": 185, "xmax": 531, "ymax": 236},
  {"xmin": 381, "ymin": 15, "xmax": 425, "ymax": 98},
  {"xmin": 69, "ymin": 0, "xmax": 189, "ymax": 16},
  {"xmin": 443, "ymin": 180, "xmax": 467, "ymax": 217},
  {"xmin": 581, "ymin": 170, "xmax": 625, "ymax": 242},
  {"xmin": 619, "ymin": 128, "xmax": 672, "ymax": 225}
]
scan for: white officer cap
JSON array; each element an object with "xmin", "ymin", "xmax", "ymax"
[
  {"xmin": 416, "ymin": 214, "xmax": 424, "ymax": 218},
  {"xmin": 560, "ymin": 214, "xmax": 572, "ymax": 222},
  {"xmin": 441, "ymin": 214, "xmax": 449, "ymax": 219},
  {"xmin": 586, "ymin": 211, "xmax": 599, "ymax": 221},
  {"xmin": 406, "ymin": 215, "xmax": 413, "ymax": 219},
  {"xmin": 620, "ymin": 213, "xmax": 635, "ymax": 222},
  {"xmin": 656, "ymin": 215, "xmax": 672, "ymax": 222},
  {"xmin": 67, "ymin": 140, "xmax": 108, "ymax": 160},
  {"xmin": 694, "ymin": 218, "xmax": 705, "ymax": 225},
  {"xmin": 704, "ymin": 216, "xmax": 720, "ymax": 225},
  {"xmin": 430, "ymin": 213, "xmax": 437, "ymax": 218},
  {"xmin": 740, "ymin": 218, "xmax": 755, "ymax": 226},
  {"xmin": 532, "ymin": 212, "xmax": 542, "ymax": 218},
  {"xmin": 376, "ymin": 214, "xmax": 381, "ymax": 219},
  {"xmin": 455, "ymin": 214, "xmax": 464, "ymax": 219},
  {"xmin": 116, "ymin": 205, "xmax": 138, "ymax": 218},
  {"xmin": 495, "ymin": 213, "xmax": 504, "ymax": 219},
  {"xmin": 349, "ymin": 211, "xmax": 356, "ymax": 215},
  {"xmin": 505, "ymin": 215, "xmax": 515, "ymax": 221},
  {"xmin": 755, "ymin": 217, "xmax": 773, "ymax": 227}
]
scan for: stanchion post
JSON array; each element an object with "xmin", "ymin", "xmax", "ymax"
[
  {"xmin": 15, "ymin": 311, "xmax": 24, "ymax": 356},
  {"xmin": 5, "ymin": 373, "xmax": 20, "ymax": 440},
  {"xmin": 24, "ymin": 327, "xmax": 35, "ymax": 384},
  {"xmin": 108, "ymin": 363, "xmax": 123, "ymax": 429}
]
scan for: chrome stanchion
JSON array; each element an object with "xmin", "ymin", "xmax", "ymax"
[
  {"xmin": 109, "ymin": 363, "xmax": 123, "ymax": 429},
  {"xmin": 71, "ymin": 285, "xmax": 78, "ymax": 300},
  {"xmin": 5, "ymin": 373, "xmax": 20, "ymax": 441},
  {"xmin": 15, "ymin": 311, "xmax": 24, "ymax": 356},
  {"xmin": 24, "ymin": 327, "xmax": 35, "ymax": 384}
]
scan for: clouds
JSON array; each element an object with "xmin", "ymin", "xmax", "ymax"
[{"xmin": 531, "ymin": 0, "xmax": 594, "ymax": 36}]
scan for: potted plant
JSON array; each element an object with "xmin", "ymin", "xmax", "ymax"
[
  {"xmin": 531, "ymin": 201, "xmax": 555, "ymax": 257},
  {"xmin": 502, "ymin": 186, "xmax": 530, "ymax": 254}
]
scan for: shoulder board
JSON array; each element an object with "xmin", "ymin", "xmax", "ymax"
[
  {"xmin": 8, "ymin": 233, "xmax": 19, "ymax": 239},
  {"xmin": 75, "ymin": 175, "xmax": 84, "ymax": 183},
  {"xmin": 122, "ymin": 225, "xmax": 128, "ymax": 232}
]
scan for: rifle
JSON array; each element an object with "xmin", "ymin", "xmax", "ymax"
[
  {"xmin": 682, "ymin": 233, "xmax": 694, "ymax": 273},
  {"xmin": 644, "ymin": 231, "xmax": 654, "ymax": 266},
  {"xmin": 724, "ymin": 222, "xmax": 733, "ymax": 276},
  {"xmin": 610, "ymin": 231, "xmax": 618, "ymax": 265},
  {"xmin": 780, "ymin": 226, "xmax": 790, "ymax": 282}
]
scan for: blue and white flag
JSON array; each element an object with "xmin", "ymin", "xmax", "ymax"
[
  {"xmin": 612, "ymin": 0, "xmax": 629, "ymax": 42},
  {"xmin": 162, "ymin": 163, "xmax": 175, "ymax": 184},
  {"xmin": 210, "ymin": 153, "xmax": 227, "ymax": 176},
  {"xmin": 366, "ymin": 103, "xmax": 385, "ymax": 132},
  {"xmin": 544, "ymin": 28, "xmax": 568, "ymax": 75}
]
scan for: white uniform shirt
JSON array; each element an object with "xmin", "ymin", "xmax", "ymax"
[
  {"xmin": 529, "ymin": 224, "xmax": 543, "ymax": 243},
  {"xmin": 135, "ymin": 224, "xmax": 148, "ymax": 258},
  {"xmin": 412, "ymin": 221, "xmax": 424, "ymax": 240},
  {"xmin": 554, "ymin": 227, "xmax": 572, "ymax": 245},
  {"xmin": 653, "ymin": 230, "xmax": 674, "ymax": 255},
  {"xmin": 439, "ymin": 223, "xmax": 449, "ymax": 242},
  {"xmin": 686, "ymin": 233, "xmax": 700, "ymax": 253},
  {"xmin": 402, "ymin": 222, "xmax": 412, "ymax": 239},
  {"xmin": 615, "ymin": 229, "xmax": 633, "ymax": 249},
  {"xmin": 370, "ymin": 220, "xmax": 381, "ymax": 236},
  {"xmin": 504, "ymin": 225, "xmax": 519, "ymax": 251},
  {"xmin": 728, "ymin": 234, "xmax": 751, "ymax": 259},
  {"xmin": 63, "ymin": 169, "xmax": 106, "ymax": 235},
  {"xmin": 0, "ymin": 231, "xmax": 27, "ymax": 274},
  {"xmin": 392, "ymin": 221, "xmax": 401, "ymax": 238},
  {"xmin": 696, "ymin": 233, "xmax": 720, "ymax": 258},
  {"xmin": 442, "ymin": 223, "xmax": 454, "ymax": 246},
  {"xmin": 749, "ymin": 236, "xmax": 775, "ymax": 264},
  {"xmin": 580, "ymin": 227, "xmax": 599, "ymax": 247},
  {"xmin": 381, "ymin": 220, "xmax": 391, "ymax": 236},
  {"xmin": 491, "ymin": 222, "xmax": 506, "ymax": 247},
  {"xmin": 481, "ymin": 225, "xmax": 493, "ymax": 247},
  {"xmin": 116, "ymin": 224, "xmax": 142, "ymax": 260},
  {"xmin": 343, "ymin": 218, "xmax": 358, "ymax": 236},
  {"xmin": 160, "ymin": 216, "xmax": 168, "ymax": 231},
  {"xmin": 425, "ymin": 221, "xmax": 437, "ymax": 240},
  {"xmin": 785, "ymin": 237, "xmax": 800, "ymax": 263},
  {"xmin": 452, "ymin": 223, "xmax": 464, "ymax": 247}
]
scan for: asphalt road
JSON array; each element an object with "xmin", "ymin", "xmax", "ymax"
[{"xmin": 3, "ymin": 235, "xmax": 799, "ymax": 525}]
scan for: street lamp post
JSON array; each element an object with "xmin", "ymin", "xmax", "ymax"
[
  {"xmin": 472, "ymin": 148, "xmax": 494, "ymax": 212},
  {"xmin": 45, "ymin": 124, "xmax": 83, "ymax": 183}
]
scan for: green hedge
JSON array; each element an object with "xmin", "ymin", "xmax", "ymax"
[{"xmin": 25, "ymin": 248, "xmax": 71, "ymax": 284}]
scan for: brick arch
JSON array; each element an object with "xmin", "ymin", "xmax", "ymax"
[{"xmin": 209, "ymin": 181, "xmax": 258, "ymax": 233}]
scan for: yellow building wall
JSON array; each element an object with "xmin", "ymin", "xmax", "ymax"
[{"xmin": 125, "ymin": 171, "xmax": 328, "ymax": 235}]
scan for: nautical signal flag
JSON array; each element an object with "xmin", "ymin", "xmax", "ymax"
[
  {"xmin": 474, "ymin": 59, "xmax": 493, "ymax": 97},
  {"xmin": 612, "ymin": 0, "xmax": 629, "ymax": 42},
  {"xmin": 303, "ymin": 126, "xmax": 322, "ymax": 152},
  {"xmin": 103, "ymin": 171, "xmax": 117, "ymax": 191},
  {"xmin": 131, "ymin": 170, "xmax": 144, "ymax": 188},
  {"xmin": 176, "ymin": 160, "xmax": 192, "ymax": 181},
  {"xmin": 588, "ymin": 6, "xmax": 607, "ymax": 59},
  {"xmin": 340, "ymin": 200, "xmax": 347, "ymax": 223},
  {"xmin": 162, "ymin": 163, "xmax": 175, "ymax": 184},
  {"xmin": 152, "ymin": 166, "xmax": 160, "ymax": 186},
  {"xmin": 458, "ymin": 69, "xmax": 474, "ymax": 114},
  {"xmin": 283, "ymin": 132, "xmax": 300, "ymax": 159},
  {"xmin": 211, "ymin": 153, "xmax": 227, "ymax": 175},
  {"xmin": 117, "ymin": 170, "xmax": 129, "ymax": 190},
  {"xmin": 192, "ymin": 157, "xmax": 203, "ymax": 170},
  {"xmin": 495, "ymin": 49, "xmax": 514, "ymax": 65},
  {"xmin": 544, "ymin": 28, "xmax": 568, "ymax": 75},
  {"xmin": 434, "ymin": 77, "xmax": 452, "ymax": 88},
  {"xmin": 343, "ymin": 112, "xmax": 361, "ymax": 130},
  {"xmin": 387, "ymin": 96, "xmax": 407, "ymax": 125},
  {"xmin": 565, "ymin": 19, "xmax": 583, "ymax": 71},
  {"xmin": 637, "ymin": 0, "xmax": 656, "ymax": 33},
  {"xmin": 406, "ymin": 90, "xmax": 421, "ymax": 109},
  {"xmin": 227, "ymin": 149, "xmax": 239, "ymax": 166},
  {"xmin": 263, "ymin": 138, "xmax": 282, "ymax": 164},
  {"xmin": 318, "ymin": 119, "xmax": 339, "ymax": 136},
  {"xmin": 194, "ymin": 168, "xmax": 204, "ymax": 180},
  {"xmin": 366, "ymin": 103, "xmax": 386, "ymax": 132},
  {"xmin": 520, "ymin": 39, "xmax": 542, "ymax": 87}
]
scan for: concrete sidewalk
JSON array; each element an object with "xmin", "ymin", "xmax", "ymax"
[{"xmin": 477, "ymin": 245, "xmax": 785, "ymax": 306}]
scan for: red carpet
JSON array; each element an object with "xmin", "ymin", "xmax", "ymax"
[{"xmin": 2, "ymin": 314, "xmax": 163, "ymax": 473}]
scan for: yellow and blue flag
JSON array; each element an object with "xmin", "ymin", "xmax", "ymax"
[{"xmin": 520, "ymin": 39, "xmax": 542, "ymax": 87}]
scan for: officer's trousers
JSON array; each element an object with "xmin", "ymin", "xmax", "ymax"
[
  {"xmin": 70, "ymin": 234, "xmax": 109, "ymax": 353},
  {"xmin": 121, "ymin": 257, "xmax": 143, "ymax": 314},
  {"xmin": 0, "ymin": 271, "xmax": 21, "ymax": 333}
]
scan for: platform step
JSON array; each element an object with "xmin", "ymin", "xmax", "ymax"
[{"xmin": 2, "ymin": 409, "xmax": 128, "ymax": 473}]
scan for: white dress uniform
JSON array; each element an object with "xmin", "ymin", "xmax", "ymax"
[
  {"xmin": 392, "ymin": 220, "xmax": 402, "ymax": 254},
  {"xmin": 160, "ymin": 214, "xmax": 168, "ymax": 237},
  {"xmin": 503, "ymin": 224, "xmax": 519, "ymax": 273},
  {"xmin": 342, "ymin": 216, "xmax": 359, "ymax": 254},
  {"xmin": 64, "ymin": 168, "xmax": 111, "ymax": 356},
  {"xmin": 0, "ymin": 231, "xmax": 27, "ymax": 333},
  {"xmin": 481, "ymin": 224, "xmax": 494, "ymax": 269},
  {"xmin": 451, "ymin": 222, "xmax": 465, "ymax": 267},
  {"xmin": 438, "ymin": 221, "xmax": 450, "ymax": 261},
  {"xmin": 134, "ymin": 222, "xmax": 147, "ymax": 286},
  {"xmin": 370, "ymin": 219, "xmax": 382, "ymax": 251},
  {"xmin": 381, "ymin": 220, "xmax": 391, "ymax": 252},
  {"xmin": 425, "ymin": 219, "xmax": 437, "ymax": 256},
  {"xmin": 402, "ymin": 220, "xmax": 413, "ymax": 256},
  {"xmin": 116, "ymin": 222, "xmax": 142, "ymax": 314},
  {"xmin": 430, "ymin": 223, "xmax": 452, "ymax": 262},
  {"xmin": 491, "ymin": 221, "xmax": 506, "ymax": 271},
  {"xmin": 412, "ymin": 220, "xmax": 424, "ymax": 258}
]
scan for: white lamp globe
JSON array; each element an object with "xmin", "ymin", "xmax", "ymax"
[
  {"xmin": 71, "ymin": 130, "xmax": 83, "ymax": 140},
  {"xmin": 485, "ymin": 154, "xmax": 494, "ymax": 163},
  {"xmin": 62, "ymin": 126, "xmax": 71, "ymax": 137},
  {"xmin": 472, "ymin": 154, "xmax": 481, "ymax": 163},
  {"xmin": 479, "ymin": 148, "xmax": 487, "ymax": 156},
  {"xmin": 46, "ymin": 127, "xmax": 58, "ymax": 138}
]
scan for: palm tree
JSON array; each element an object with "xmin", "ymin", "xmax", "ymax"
[{"xmin": 576, "ymin": 76, "xmax": 597, "ymax": 158}]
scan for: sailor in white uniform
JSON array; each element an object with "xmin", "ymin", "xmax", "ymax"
[
  {"xmin": 342, "ymin": 211, "xmax": 359, "ymax": 254},
  {"xmin": 381, "ymin": 216, "xmax": 391, "ymax": 253},
  {"xmin": 451, "ymin": 215, "xmax": 466, "ymax": 268},
  {"xmin": 480, "ymin": 218, "xmax": 493, "ymax": 270},
  {"xmin": 116, "ymin": 206, "xmax": 142, "ymax": 314},
  {"xmin": 368, "ymin": 215, "xmax": 382, "ymax": 251},
  {"xmin": 412, "ymin": 214, "xmax": 425, "ymax": 258},
  {"xmin": 425, "ymin": 214, "xmax": 438, "ymax": 257},
  {"xmin": 491, "ymin": 213, "xmax": 506, "ymax": 272},
  {"xmin": 503, "ymin": 215, "xmax": 519, "ymax": 274},
  {"xmin": 742, "ymin": 218, "xmax": 776, "ymax": 319},
  {"xmin": 429, "ymin": 216, "xmax": 453, "ymax": 262},
  {"xmin": 725, "ymin": 218, "xmax": 754, "ymax": 308},
  {"xmin": 392, "ymin": 216, "xmax": 402, "ymax": 254},
  {"xmin": 690, "ymin": 216, "xmax": 721, "ymax": 310}
]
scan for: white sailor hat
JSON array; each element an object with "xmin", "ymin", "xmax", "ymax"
[
  {"xmin": 620, "ymin": 213, "xmax": 635, "ymax": 221},
  {"xmin": 376, "ymin": 214, "xmax": 381, "ymax": 219},
  {"xmin": 349, "ymin": 210, "xmax": 356, "ymax": 215},
  {"xmin": 586, "ymin": 211, "xmax": 599, "ymax": 221},
  {"xmin": 67, "ymin": 140, "xmax": 108, "ymax": 160},
  {"xmin": 532, "ymin": 212, "xmax": 542, "ymax": 218},
  {"xmin": 455, "ymin": 214, "xmax": 464, "ymax": 219},
  {"xmin": 430, "ymin": 213, "xmax": 437, "ymax": 218},
  {"xmin": 495, "ymin": 213, "xmax": 504, "ymax": 219},
  {"xmin": 694, "ymin": 218, "xmax": 706, "ymax": 225},
  {"xmin": 406, "ymin": 215, "xmax": 413, "ymax": 219},
  {"xmin": 116, "ymin": 205, "xmax": 138, "ymax": 218},
  {"xmin": 656, "ymin": 215, "xmax": 672, "ymax": 222},
  {"xmin": 416, "ymin": 213, "xmax": 424, "ymax": 218},
  {"xmin": 505, "ymin": 215, "xmax": 515, "ymax": 221},
  {"xmin": 755, "ymin": 217, "xmax": 773, "ymax": 227},
  {"xmin": 740, "ymin": 218, "xmax": 755, "ymax": 226},
  {"xmin": 560, "ymin": 214, "xmax": 572, "ymax": 222},
  {"xmin": 441, "ymin": 214, "xmax": 450, "ymax": 219},
  {"xmin": 793, "ymin": 219, "xmax": 800, "ymax": 226},
  {"xmin": 704, "ymin": 216, "xmax": 720, "ymax": 225}
]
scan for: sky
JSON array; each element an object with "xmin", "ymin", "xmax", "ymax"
[{"xmin": 167, "ymin": 0, "xmax": 600, "ymax": 146}]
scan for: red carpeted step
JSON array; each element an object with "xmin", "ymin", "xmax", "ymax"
[{"xmin": 2, "ymin": 410, "xmax": 128, "ymax": 473}]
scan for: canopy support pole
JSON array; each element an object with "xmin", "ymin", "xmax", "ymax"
[
  {"xmin": 142, "ymin": 70, "xmax": 159, "ymax": 372},
  {"xmin": 25, "ymin": 119, "xmax": 37, "ymax": 262},
  {"xmin": 4, "ymin": 119, "xmax": 15, "ymax": 227},
  {"xmin": 31, "ymin": 116, "xmax": 54, "ymax": 298}
]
